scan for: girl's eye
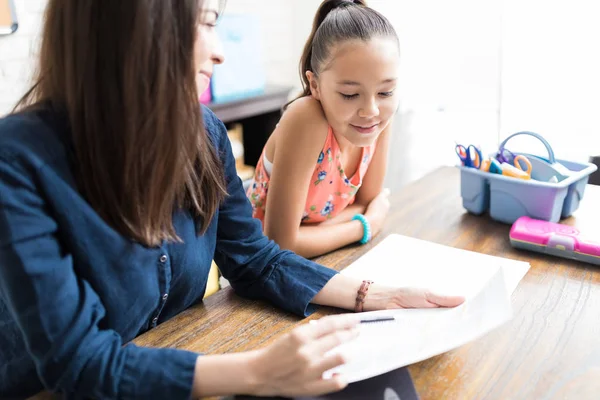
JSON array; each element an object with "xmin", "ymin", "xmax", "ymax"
[
  {"xmin": 379, "ymin": 91, "xmax": 395, "ymax": 97},
  {"xmin": 340, "ymin": 93, "xmax": 358, "ymax": 100}
]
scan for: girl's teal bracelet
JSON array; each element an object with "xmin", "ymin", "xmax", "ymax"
[{"xmin": 352, "ymin": 214, "xmax": 372, "ymax": 245}]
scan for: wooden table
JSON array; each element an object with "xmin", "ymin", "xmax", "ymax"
[{"xmin": 33, "ymin": 167, "xmax": 600, "ymax": 399}]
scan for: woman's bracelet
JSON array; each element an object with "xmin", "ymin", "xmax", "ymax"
[{"xmin": 355, "ymin": 280, "xmax": 374, "ymax": 312}]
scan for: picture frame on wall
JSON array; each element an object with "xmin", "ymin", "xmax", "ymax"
[{"xmin": 0, "ymin": 0, "xmax": 18, "ymax": 35}]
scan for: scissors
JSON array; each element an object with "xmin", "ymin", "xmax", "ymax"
[
  {"xmin": 455, "ymin": 144, "xmax": 483, "ymax": 169},
  {"xmin": 512, "ymin": 155, "xmax": 532, "ymax": 176},
  {"xmin": 496, "ymin": 146, "xmax": 517, "ymax": 164},
  {"xmin": 499, "ymin": 154, "xmax": 533, "ymax": 179}
]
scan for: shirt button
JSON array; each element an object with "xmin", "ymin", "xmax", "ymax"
[
  {"xmin": 162, "ymin": 293, "xmax": 168, "ymax": 301},
  {"xmin": 152, "ymin": 317, "xmax": 158, "ymax": 324},
  {"xmin": 159, "ymin": 254, "xmax": 168, "ymax": 263}
]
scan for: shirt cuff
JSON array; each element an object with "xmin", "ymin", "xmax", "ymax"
[
  {"xmin": 119, "ymin": 344, "xmax": 198, "ymax": 400},
  {"xmin": 263, "ymin": 253, "xmax": 338, "ymax": 317}
]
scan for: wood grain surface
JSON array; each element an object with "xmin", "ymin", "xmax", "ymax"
[{"xmin": 31, "ymin": 167, "xmax": 600, "ymax": 399}]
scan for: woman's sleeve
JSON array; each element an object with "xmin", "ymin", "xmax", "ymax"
[{"xmin": 204, "ymin": 108, "xmax": 338, "ymax": 317}]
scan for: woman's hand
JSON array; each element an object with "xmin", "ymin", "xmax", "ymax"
[
  {"xmin": 247, "ymin": 314, "xmax": 360, "ymax": 397},
  {"xmin": 364, "ymin": 188, "xmax": 391, "ymax": 237},
  {"xmin": 364, "ymin": 284, "xmax": 466, "ymax": 311}
]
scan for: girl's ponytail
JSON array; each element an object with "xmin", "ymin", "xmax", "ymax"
[{"xmin": 286, "ymin": 1, "xmax": 369, "ymax": 109}]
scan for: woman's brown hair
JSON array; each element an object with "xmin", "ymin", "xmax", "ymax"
[
  {"xmin": 15, "ymin": 0, "xmax": 227, "ymax": 247},
  {"xmin": 286, "ymin": 0, "xmax": 398, "ymax": 109}
]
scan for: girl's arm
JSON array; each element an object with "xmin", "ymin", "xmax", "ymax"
[
  {"xmin": 291, "ymin": 124, "xmax": 393, "ymax": 258},
  {"xmin": 320, "ymin": 122, "xmax": 393, "ymax": 230},
  {"xmin": 264, "ymin": 98, "xmax": 367, "ymax": 258},
  {"xmin": 354, "ymin": 120, "xmax": 392, "ymax": 207},
  {"xmin": 318, "ymin": 203, "xmax": 366, "ymax": 226}
]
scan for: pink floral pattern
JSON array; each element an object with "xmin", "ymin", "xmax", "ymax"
[{"xmin": 247, "ymin": 126, "xmax": 376, "ymax": 225}]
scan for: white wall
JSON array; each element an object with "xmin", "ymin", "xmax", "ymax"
[
  {"xmin": 3, "ymin": 0, "xmax": 597, "ymax": 164},
  {"xmin": 369, "ymin": 0, "xmax": 503, "ymax": 173},
  {"xmin": 0, "ymin": 0, "xmax": 46, "ymax": 115},
  {"xmin": 225, "ymin": 0, "xmax": 302, "ymax": 89},
  {"xmin": 500, "ymin": 0, "xmax": 600, "ymax": 160},
  {"xmin": 0, "ymin": 0, "xmax": 314, "ymax": 116}
]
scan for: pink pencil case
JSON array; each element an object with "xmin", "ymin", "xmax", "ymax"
[{"xmin": 509, "ymin": 216, "xmax": 600, "ymax": 265}]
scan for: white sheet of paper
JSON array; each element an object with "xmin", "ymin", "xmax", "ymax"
[
  {"xmin": 321, "ymin": 234, "xmax": 530, "ymax": 383},
  {"xmin": 341, "ymin": 234, "xmax": 530, "ymax": 300}
]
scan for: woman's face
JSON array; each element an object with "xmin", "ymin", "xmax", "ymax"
[{"xmin": 195, "ymin": 0, "xmax": 224, "ymax": 94}]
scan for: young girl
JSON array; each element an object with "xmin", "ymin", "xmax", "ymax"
[{"xmin": 247, "ymin": 0, "xmax": 400, "ymax": 258}]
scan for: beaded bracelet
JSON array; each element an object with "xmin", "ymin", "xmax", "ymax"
[
  {"xmin": 352, "ymin": 214, "xmax": 372, "ymax": 244},
  {"xmin": 355, "ymin": 280, "xmax": 374, "ymax": 312}
]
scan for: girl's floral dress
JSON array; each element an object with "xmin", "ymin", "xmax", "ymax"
[{"xmin": 247, "ymin": 126, "xmax": 377, "ymax": 225}]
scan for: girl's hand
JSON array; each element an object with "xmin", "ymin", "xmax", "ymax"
[
  {"xmin": 364, "ymin": 188, "xmax": 391, "ymax": 237},
  {"xmin": 248, "ymin": 314, "xmax": 360, "ymax": 397}
]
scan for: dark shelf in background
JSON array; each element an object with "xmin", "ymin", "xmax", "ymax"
[{"xmin": 206, "ymin": 85, "xmax": 294, "ymax": 167}]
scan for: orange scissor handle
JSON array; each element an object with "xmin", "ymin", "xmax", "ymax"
[
  {"xmin": 480, "ymin": 158, "xmax": 491, "ymax": 172},
  {"xmin": 513, "ymin": 155, "xmax": 532, "ymax": 177}
]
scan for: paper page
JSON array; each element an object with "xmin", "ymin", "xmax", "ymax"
[
  {"xmin": 341, "ymin": 234, "xmax": 530, "ymax": 300},
  {"xmin": 324, "ymin": 266, "xmax": 513, "ymax": 383},
  {"xmin": 319, "ymin": 234, "xmax": 530, "ymax": 383}
]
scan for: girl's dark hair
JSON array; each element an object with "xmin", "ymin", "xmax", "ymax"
[
  {"xmin": 14, "ymin": 0, "xmax": 227, "ymax": 247},
  {"xmin": 286, "ymin": 0, "xmax": 398, "ymax": 109}
]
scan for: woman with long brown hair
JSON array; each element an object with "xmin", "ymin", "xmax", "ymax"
[{"xmin": 0, "ymin": 0, "xmax": 463, "ymax": 398}]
